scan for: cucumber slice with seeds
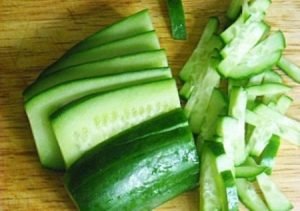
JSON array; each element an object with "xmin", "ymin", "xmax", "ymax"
[
  {"xmin": 51, "ymin": 79, "xmax": 181, "ymax": 168},
  {"xmin": 23, "ymin": 50, "xmax": 168, "ymax": 101},
  {"xmin": 25, "ymin": 68, "xmax": 172, "ymax": 169}
]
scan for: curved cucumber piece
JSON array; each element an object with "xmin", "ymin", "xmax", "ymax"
[
  {"xmin": 235, "ymin": 165, "xmax": 266, "ymax": 178},
  {"xmin": 246, "ymin": 83, "xmax": 291, "ymax": 97},
  {"xmin": 278, "ymin": 56, "xmax": 300, "ymax": 83},
  {"xmin": 43, "ymin": 31, "xmax": 160, "ymax": 75},
  {"xmin": 51, "ymin": 79, "xmax": 181, "ymax": 168},
  {"xmin": 25, "ymin": 68, "xmax": 171, "ymax": 169},
  {"xmin": 65, "ymin": 111, "xmax": 199, "ymax": 211},
  {"xmin": 23, "ymin": 50, "xmax": 168, "ymax": 101},
  {"xmin": 68, "ymin": 10, "xmax": 154, "ymax": 54}
]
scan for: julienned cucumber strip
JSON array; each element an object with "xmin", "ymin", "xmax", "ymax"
[
  {"xmin": 51, "ymin": 79, "xmax": 181, "ymax": 168},
  {"xmin": 23, "ymin": 50, "xmax": 168, "ymax": 101},
  {"xmin": 221, "ymin": 0, "xmax": 271, "ymax": 43},
  {"xmin": 262, "ymin": 71, "xmax": 284, "ymax": 104},
  {"xmin": 185, "ymin": 58, "xmax": 221, "ymax": 133},
  {"xmin": 30, "ymin": 52, "xmax": 167, "ymax": 96},
  {"xmin": 228, "ymin": 87, "xmax": 247, "ymax": 165},
  {"xmin": 67, "ymin": 10, "xmax": 154, "ymax": 55},
  {"xmin": 43, "ymin": 31, "xmax": 161, "ymax": 75},
  {"xmin": 166, "ymin": 0, "xmax": 187, "ymax": 40},
  {"xmin": 236, "ymin": 178, "xmax": 269, "ymax": 211},
  {"xmin": 278, "ymin": 56, "xmax": 300, "ymax": 83},
  {"xmin": 179, "ymin": 17, "xmax": 220, "ymax": 81},
  {"xmin": 219, "ymin": 31, "xmax": 285, "ymax": 78},
  {"xmin": 259, "ymin": 135, "xmax": 281, "ymax": 175},
  {"xmin": 235, "ymin": 165, "xmax": 266, "ymax": 178},
  {"xmin": 179, "ymin": 35, "xmax": 223, "ymax": 99},
  {"xmin": 226, "ymin": 0, "xmax": 243, "ymax": 20},
  {"xmin": 200, "ymin": 89, "xmax": 226, "ymax": 140},
  {"xmin": 25, "ymin": 68, "xmax": 172, "ymax": 169},
  {"xmin": 65, "ymin": 110, "xmax": 199, "ymax": 211},
  {"xmin": 257, "ymin": 173, "xmax": 293, "ymax": 211},
  {"xmin": 246, "ymin": 95, "xmax": 291, "ymax": 157},
  {"xmin": 199, "ymin": 142, "xmax": 238, "ymax": 211},
  {"xmin": 246, "ymin": 83, "xmax": 291, "ymax": 97}
]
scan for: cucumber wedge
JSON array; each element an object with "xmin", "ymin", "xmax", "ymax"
[
  {"xmin": 42, "ymin": 31, "xmax": 160, "ymax": 75},
  {"xmin": 65, "ymin": 110, "xmax": 199, "ymax": 211},
  {"xmin": 51, "ymin": 79, "xmax": 181, "ymax": 168},
  {"xmin": 23, "ymin": 50, "xmax": 168, "ymax": 101},
  {"xmin": 68, "ymin": 9, "xmax": 154, "ymax": 54},
  {"xmin": 25, "ymin": 68, "xmax": 171, "ymax": 169}
]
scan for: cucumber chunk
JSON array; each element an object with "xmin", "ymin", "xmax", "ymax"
[
  {"xmin": 24, "ymin": 50, "xmax": 168, "ymax": 101},
  {"xmin": 43, "ymin": 31, "xmax": 161, "ymax": 75},
  {"xmin": 65, "ymin": 110, "xmax": 199, "ymax": 211},
  {"xmin": 25, "ymin": 68, "xmax": 172, "ymax": 169},
  {"xmin": 51, "ymin": 79, "xmax": 181, "ymax": 168},
  {"xmin": 257, "ymin": 173, "xmax": 293, "ymax": 211}
]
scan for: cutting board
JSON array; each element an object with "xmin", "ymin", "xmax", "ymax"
[{"xmin": 1, "ymin": 0, "xmax": 300, "ymax": 210}]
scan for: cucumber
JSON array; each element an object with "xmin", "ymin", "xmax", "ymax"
[
  {"xmin": 23, "ymin": 50, "xmax": 168, "ymax": 101},
  {"xmin": 179, "ymin": 17, "xmax": 220, "ymax": 81},
  {"xmin": 51, "ymin": 79, "xmax": 181, "ymax": 168},
  {"xmin": 278, "ymin": 56, "xmax": 300, "ymax": 83},
  {"xmin": 257, "ymin": 173, "xmax": 293, "ymax": 211},
  {"xmin": 68, "ymin": 10, "xmax": 154, "ymax": 54},
  {"xmin": 236, "ymin": 178, "xmax": 269, "ymax": 211},
  {"xmin": 166, "ymin": 0, "xmax": 187, "ymax": 40},
  {"xmin": 219, "ymin": 31, "xmax": 285, "ymax": 79},
  {"xmin": 65, "ymin": 110, "xmax": 199, "ymax": 211},
  {"xmin": 235, "ymin": 165, "xmax": 266, "ymax": 178},
  {"xmin": 259, "ymin": 135, "xmax": 281, "ymax": 175},
  {"xmin": 199, "ymin": 142, "xmax": 238, "ymax": 211},
  {"xmin": 226, "ymin": 0, "xmax": 243, "ymax": 20},
  {"xmin": 246, "ymin": 83, "xmax": 291, "ymax": 97},
  {"xmin": 25, "ymin": 68, "xmax": 171, "ymax": 169},
  {"xmin": 42, "ymin": 31, "xmax": 160, "ymax": 75}
]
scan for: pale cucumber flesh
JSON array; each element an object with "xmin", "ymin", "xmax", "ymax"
[
  {"xmin": 25, "ymin": 68, "xmax": 172, "ymax": 169},
  {"xmin": 51, "ymin": 79, "xmax": 181, "ymax": 168}
]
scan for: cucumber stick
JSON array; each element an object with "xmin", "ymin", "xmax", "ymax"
[
  {"xmin": 23, "ymin": 50, "xmax": 168, "ymax": 101},
  {"xmin": 236, "ymin": 178, "xmax": 269, "ymax": 211},
  {"xmin": 278, "ymin": 56, "xmax": 300, "ymax": 83},
  {"xmin": 65, "ymin": 110, "xmax": 199, "ymax": 211},
  {"xmin": 199, "ymin": 142, "xmax": 238, "ymax": 211},
  {"xmin": 257, "ymin": 173, "xmax": 293, "ymax": 211},
  {"xmin": 43, "ymin": 31, "xmax": 160, "ymax": 74},
  {"xmin": 226, "ymin": 0, "xmax": 243, "ymax": 20},
  {"xmin": 51, "ymin": 79, "xmax": 181, "ymax": 168},
  {"xmin": 25, "ymin": 68, "xmax": 171, "ymax": 169}
]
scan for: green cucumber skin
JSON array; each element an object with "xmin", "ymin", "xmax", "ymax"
[
  {"xmin": 23, "ymin": 50, "xmax": 168, "ymax": 101},
  {"xmin": 42, "ymin": 30, "xmax": 160, "ymax": 75},
  {"xmin": 65, "ymin": 118, "xmax": 199, "ymax": 211}
]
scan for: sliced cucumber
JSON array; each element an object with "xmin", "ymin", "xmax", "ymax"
[
  {"xmin": 278, "ymin": 56, "xmax": 300, "ymax": 83},
  {"xmin": 185, "ymin": 58, "xmax": 221, "ymax": 133},
  {"xmin": 228, "ymin": 87, "xmax": 247, "ymax": 165},
  {"xmin": 179, "ymin": 17, "xmax": 221, "ymax": 81},
  {"xmin": 200, "ymin": 89, "xmax": 227, "ymax": 140},
  {"xmin": 246, "ymin": 83, "xmax": 291, "ymax": 97},
  {"xmin": 235, "ymin": 165, "xmax": 266, "ymax": 178},
  {"xmin": 65, "ymin": 110, "xmax": 199, "ymax": 211},
  {"xmin": 24, "ymin": 50, "xmax": 168, "ymax": 101},
  {"xmin": 43, "ymin": 31, "xmax": 160, "ymax": 75},
  {"xmin": 25, "ymin": 68, "xmax": 171, "ymax": 169},
  {"xmin": 67, "ymin": 10, "xmax": 154, "ymax": 54},
  {"xmin": 259, "ymin": 135, "xmax": 281, "ymax": 175},
  {"xmin": 236, "ymin": 178, "xmax": 269, "ymax": 211},
  {"xmin": 51, "ymin": 79, "xmax": 181, "ymax": 168},
  {"xmin": 227, "ymin": 0, "xmax": 243, "ymax": 20},
  {"xmin": 219, "ymin": 31, "xmax": 285, "ymax": 79},
  {"xmin": 257, "ymin": 173, "xmax": 293, "ymax": 211},
  {"xmin": 166, "ymin": 0, "xmax": 187, "ymax": 40}
]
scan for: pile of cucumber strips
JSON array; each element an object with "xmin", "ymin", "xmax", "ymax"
[{"xmin": 23, "ymin": 0, "xmax": 300, "ymax": 210}]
